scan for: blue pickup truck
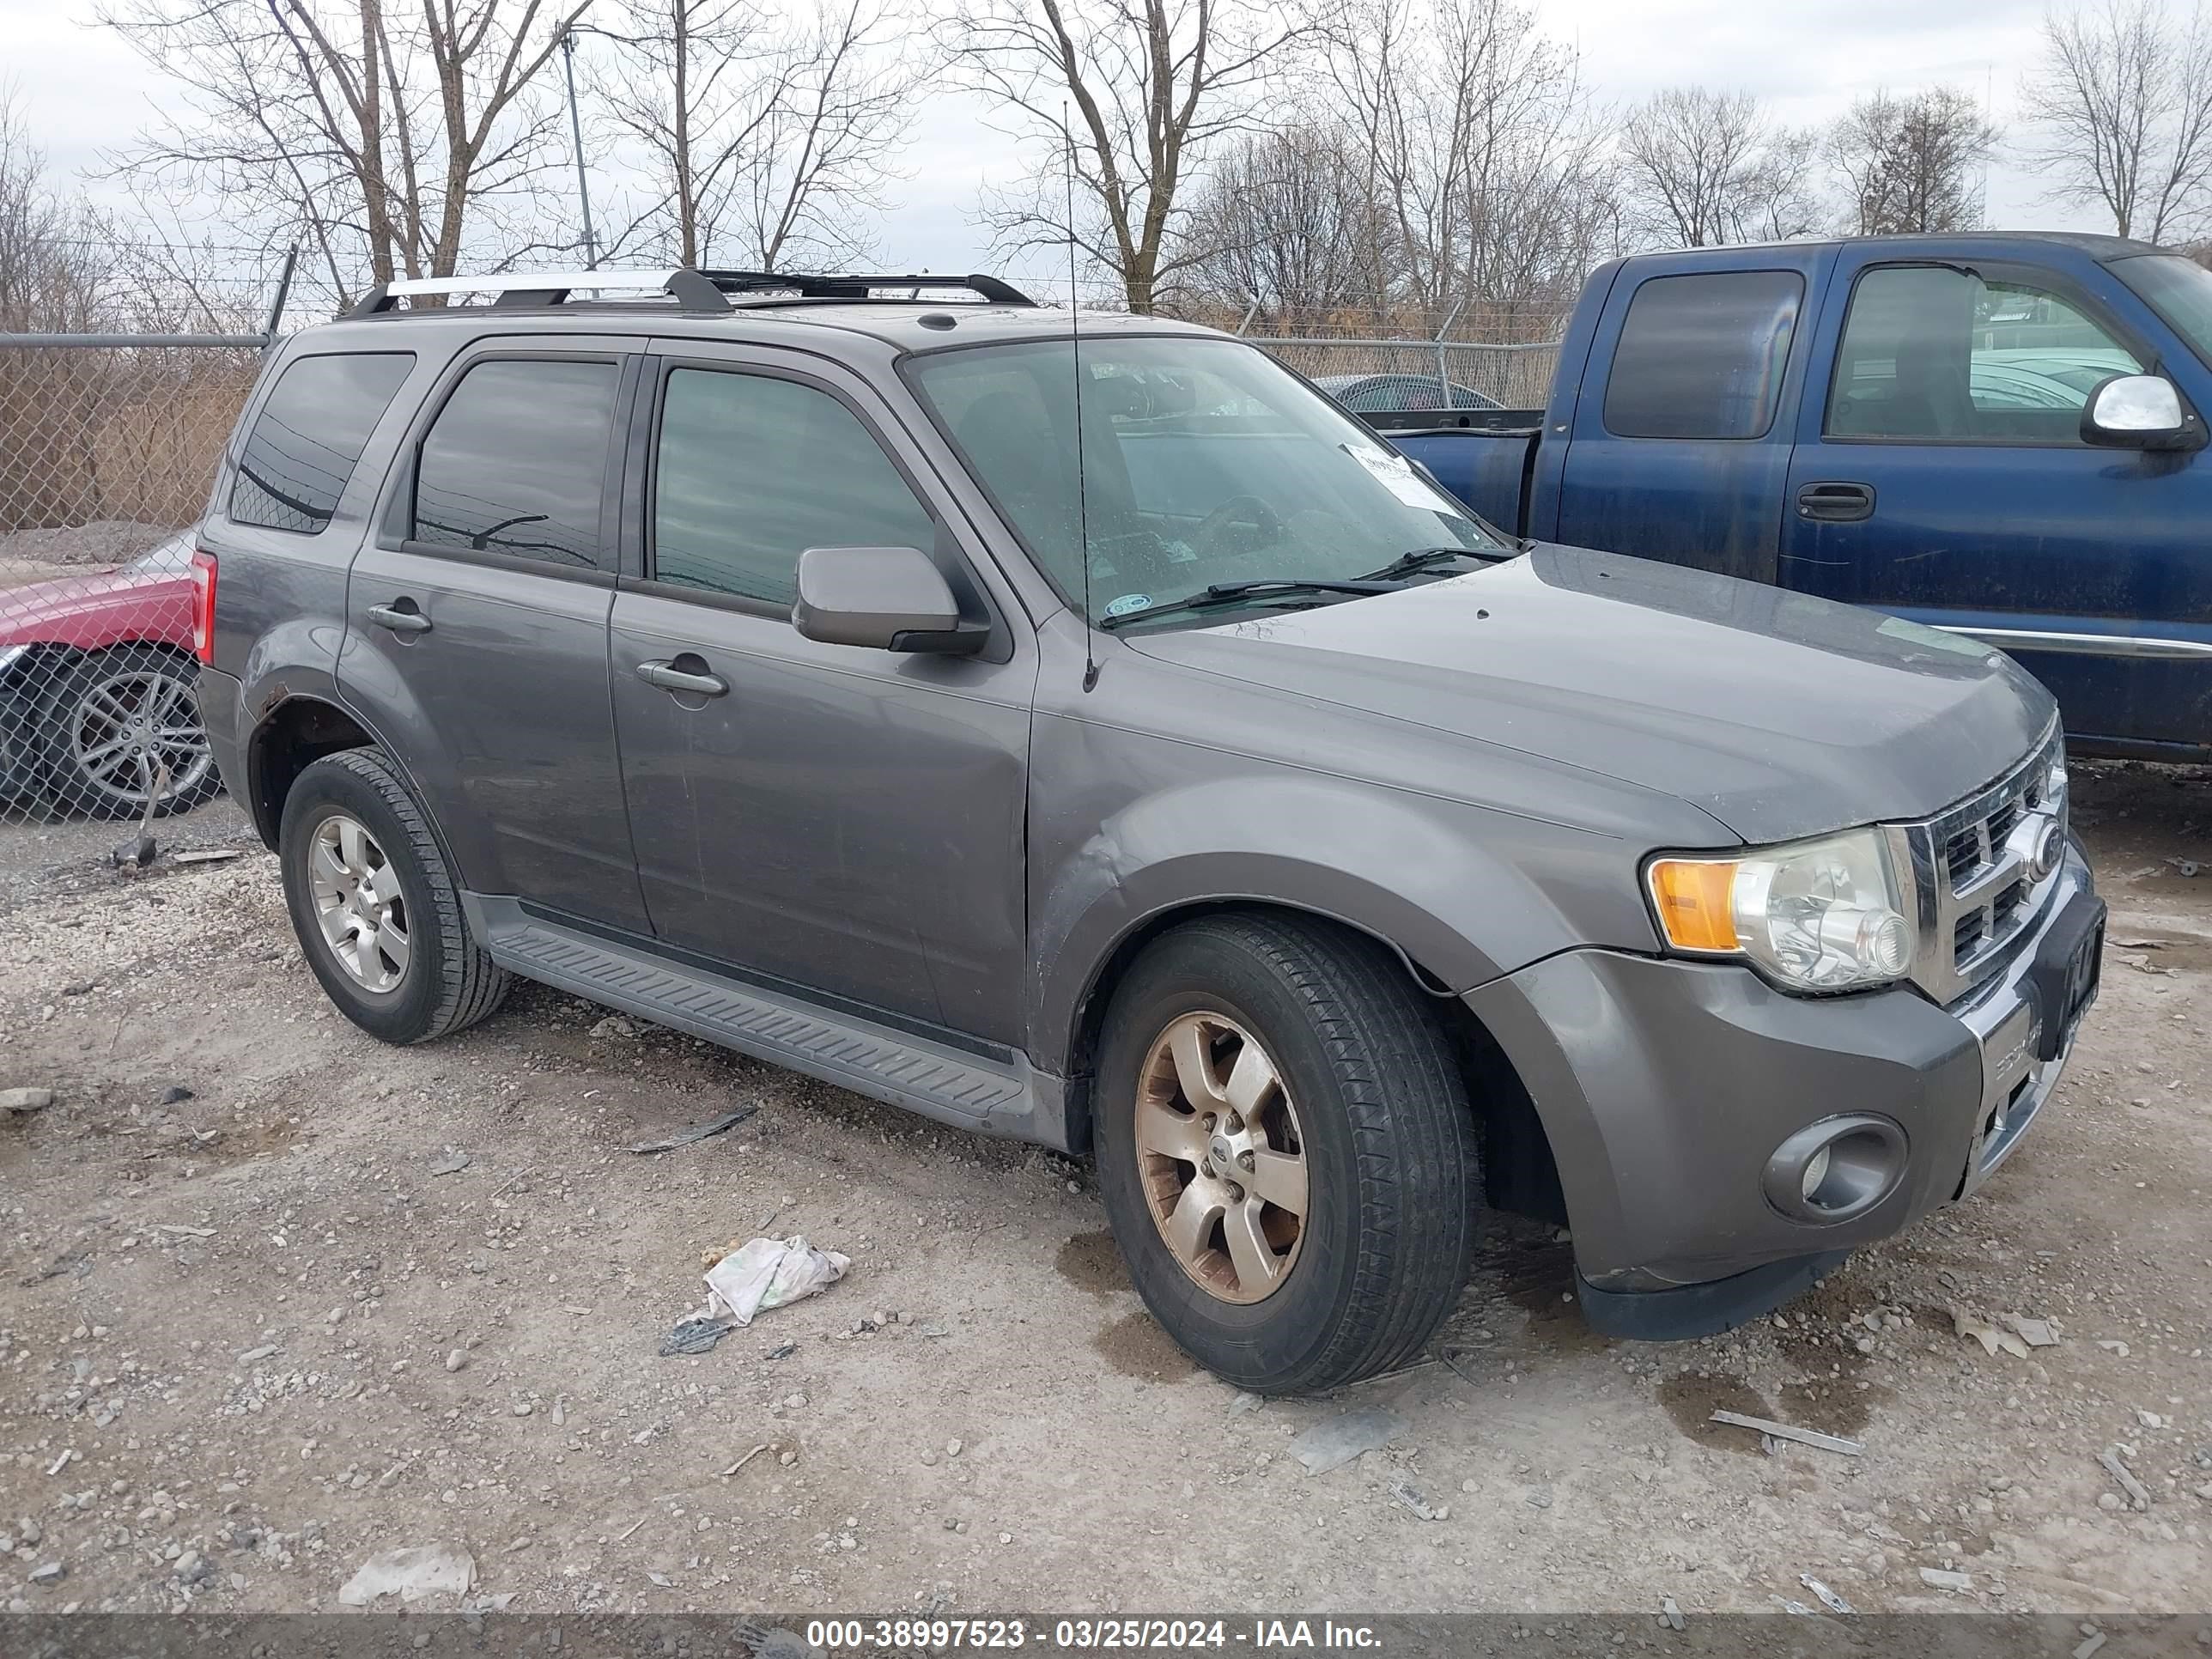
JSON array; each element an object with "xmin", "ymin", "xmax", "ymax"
[{"xmin": 1383, "ymin": 233, "xmax": 2212, "ymax": 759}]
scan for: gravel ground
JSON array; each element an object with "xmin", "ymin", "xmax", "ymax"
[{"xmin": 0, "ymin": 763, "xmax": 2207, "ymax": 1619}]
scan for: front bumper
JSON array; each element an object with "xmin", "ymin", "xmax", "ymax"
[{"xmin": 1464, "ymin": 845, "xmax": 2100, "ymax": 1338}]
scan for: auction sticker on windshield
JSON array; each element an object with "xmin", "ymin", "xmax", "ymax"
[
  {"xmin": 1342, "ymin": 443, "xmax": 1454, "ymax": 509},
  {"xmin": 1104, "ymin": 592, "xmax": 1153, "ymax": 618}
]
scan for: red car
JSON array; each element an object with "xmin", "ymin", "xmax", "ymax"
[{"xmin": 0, "ymin": 530, "xmax": 222, "ymax": 818}]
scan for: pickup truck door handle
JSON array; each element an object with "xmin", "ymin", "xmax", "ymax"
[
  {"xmin": 636, "ymin": 657, "xmax": 729, "ymax": 698},
  {"xmin": 1796, "ymin": 481, "xmax": 1876, "ymax": 523},
  {"xmin": 367, "ymin": 601, "xmax": 432, "ymax": 635}
]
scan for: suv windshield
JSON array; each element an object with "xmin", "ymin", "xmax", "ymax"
[
  {"xmin": 907, "ymin": 335, "xmax": 1504, "ymax": 628},
  {"xmin": 2113, "ymin": 252, "xmax": 2212, "ymax": 366}
]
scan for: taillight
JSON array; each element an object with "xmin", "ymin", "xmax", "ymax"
[{"xmin": 189, "ymin": 548, "xmax": 217, "ymax": 665}]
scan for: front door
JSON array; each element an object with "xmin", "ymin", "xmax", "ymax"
[
  {"xmin": 609, "ymin": 346, "xmax": 1034, "ymax": 1046},
  {"xmin": 1780, "ymin": 254, "xmax": 2212, "ymax": 750},
  {"xmin": 341, "ymin": 345, "xmax": 649, "ymax": 931}
]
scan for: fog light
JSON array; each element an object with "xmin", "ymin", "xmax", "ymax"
[
  {"xmin": 1762, "ymin": 1115, "xmax": 1908, "ymax": 1223},
  {"xmin": 1800, "ymin": 1144, "xmax": 1832, "ymax": 1201}
]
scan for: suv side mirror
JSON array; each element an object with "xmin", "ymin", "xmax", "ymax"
[
  {"xmin": 791, "ymin": 544, "xmax": 985, "ymax": 654},
  {"xmin": 2081, "ymin": 374, "xmax": 2203, "ymax": 450}
]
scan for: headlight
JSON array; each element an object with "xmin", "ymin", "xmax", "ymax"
[{"xmin": 1645, "ymin": 827, "xmax": 1916, "ymax": 992}]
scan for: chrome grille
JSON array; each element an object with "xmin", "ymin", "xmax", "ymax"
[{"xmin": 1891, "ymin": 722, "xmax": 2067, "ymax": 1006}]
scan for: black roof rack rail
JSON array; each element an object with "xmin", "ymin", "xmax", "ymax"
[
  {"xmin": 346, "ymin": 268, "xmax": 733, "ymax": 319},
  {"xmin": 342, "ymin": 267, "xmax": 1036, "ymax": 320},
  {"xmin": 697, "ymin": 270, "xmax": 1035, "ymax": 305}
]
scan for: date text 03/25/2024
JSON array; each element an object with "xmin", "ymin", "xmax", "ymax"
[{"xmin": 804, "ymin": 1620, "xmax": 1383, "ymax": 1650}]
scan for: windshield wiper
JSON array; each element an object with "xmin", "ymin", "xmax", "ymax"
[
  {"xmin": 1353, "ymin": 546, "xmax": 1491, "ymax": 581},
  {"xmin": 1096, "ymin": 578, "xmax": 1400, "ymax": 630}
]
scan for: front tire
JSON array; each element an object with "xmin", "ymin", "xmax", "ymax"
[
  {"xmin": 279, "ymin": 747, "xmax": 508, "ymax": 1044},
  {"xmin": 34, "ymin": 643, "xmax": 221, "ymax": 819},
  {"xmin": 1094, "ymin": 913, "xmax": 1480, "ymax": 1394}
]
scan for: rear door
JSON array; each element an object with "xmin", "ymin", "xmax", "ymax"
[
  {"xmin": 1779, "ymin": 251, "xmax": 2211, "ymax": 749},
  {"xmin": 1549, "ymin": 252, "xmax": 1830, "ymax": 582},
  {"xmin": 607, "ymin": 341, "xmax": 1034, "ymax": 1046},
  {"xmin": 339, "ymin": 340, "xmax": 649, "ymax": 932}
]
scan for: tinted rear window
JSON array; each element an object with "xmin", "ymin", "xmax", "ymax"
[
  {"xmin": 229, "ymin": 352, "xmax": 414, "ymax": 532},
  {"xmin": 1602, "ymin": 270, "xmax": 1803, "ymax": 440},
  {"xmin": 412, "ymin": 359, "xmax": 618, "ymax": 568}
]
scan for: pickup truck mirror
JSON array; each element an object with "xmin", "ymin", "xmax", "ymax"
[
  {"xmin": 2081, "ymin": 374, "xmax": 2203, "ymax": 451},
  {"xmin": 791, "ymin": 544, "xmax": 984, "ymax": 654}
]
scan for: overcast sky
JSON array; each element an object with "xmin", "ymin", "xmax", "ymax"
[{"xmin": 1, "ymin": 0, "xmax": 2086, "ymax": 289}]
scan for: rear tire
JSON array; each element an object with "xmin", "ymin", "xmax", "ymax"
[
  {"xmin": 1093, "ymin": 912, "xmax": 1480, "ymax": 1394},
  {"xmin": 279, "ymin": 746, "xmax": 508, "ymax": 1044}
]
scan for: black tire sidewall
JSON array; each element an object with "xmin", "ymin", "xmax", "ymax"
[
  {"xmin": 279, "ymin": 755, "xmax": 450, "ymax": 1043},
  {"xmin": 1094, "ymin": 933, "xmax": 1380, "ymax": 1389},
  {"xmin": 36, "ymin": 644, "xmax": 222, "ymax": 820}
]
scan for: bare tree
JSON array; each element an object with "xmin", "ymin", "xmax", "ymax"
[
  {"xmin": 594, "ymin": 0, "xmax": 920, "ymax": 270},
  {"xmin": 1827, "ymin": 87, "xmax": 1998, "ymax": 235},
  {"xmin": 939, "ymin": 0, "xmax": 1321, "ymax": 313},
  {"xmin": 2021, "ymin": 0, "xmax": 2212, "ymax": 241},
  {"xmin": 1177, "ymin": 126, "xmax": 1395, "ymax": 319},
  {"xmin": 1617, "ymin": 87, "xmax": 1820, "ymax": 248},
  {"xmin": 1328, "ymin": 0, "xmax": 1615, "ymax": 326},
  {"xmin": 99, "ymin": 0, "xmax": 590, "ymax": 307},
  {"xmin": 0, "ymin": 93, "xmax": 102, "ymax": 333}
]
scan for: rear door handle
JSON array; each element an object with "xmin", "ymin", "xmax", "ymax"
[
  {"xmin": 1796, "ymin": 481, "xmax": 1876, "ymax": 523},
  {"xmin": 636, "ymin": 658, "xmax": 728, "ymax": 697},
  {"xmin": 367, "ymin": 601, "xmax": 432, "ymax": 635}
]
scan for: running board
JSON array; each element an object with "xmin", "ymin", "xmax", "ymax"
[{"xmin": 467, "ymin": 896, "xmax": 1060, "ymax": 1145}]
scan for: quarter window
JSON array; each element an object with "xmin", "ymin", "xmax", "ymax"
[
  {"xmin": 1827, "ymin": 266, "xmax": 2144, "ymax": 441},
  {"xmin": 1603, "ymin": 271, "xmax": 1803, "ymax": 440},
  {"xmin": 651, "ymin": 368, "xmax": 936, "ymax": 606},
  {"xmin": 412, "ymin": 359, "xmax": 618, "ymax": 567},
  {"xmin": 229, "ymin": 352, "xmax": 413, "ymax": 532}
]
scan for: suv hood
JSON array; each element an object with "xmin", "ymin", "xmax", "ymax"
[{"xmin": 1122, "ymin": 544, "xmax": 2055, "ymax": 844}]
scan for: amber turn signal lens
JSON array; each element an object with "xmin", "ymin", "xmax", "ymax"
[{"xmin": 1647, "ymin": 859, "xmax": 1741, "ymax": 952}]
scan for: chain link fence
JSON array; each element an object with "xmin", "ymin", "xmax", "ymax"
[
  {"xmin": 1245, "ymin": 336, "xmax": 1559, "ymax": 413},
  {"xmin": 1, "ymin": 336, "xmax": 270, "ymax": 824}
]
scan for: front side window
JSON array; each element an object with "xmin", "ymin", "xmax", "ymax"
[
  {"xmin": 2113, "ymin": 252, "xmax": 2212, "ymax": 368},
  {"xmin": 230, "ymin": 352, "xmax": 413, "ymax": 532},
  {"xmin": 412, "ymin": 359, "xmax": 617, "ymax": 567},
  {"xmin": 1827, "ymin": 266, "xmax": 2143, "ymax": 442},
  {"xmin": 1602, "ymin": 271, "xmax": 1803, "ymax": 440},
  {"xmin": 650, "ymin": 369, "xmax": 938, "ymax": 606},
  {"xmin": 908, "ymin": 337, "xmax": 1503, "ymax": 626}
]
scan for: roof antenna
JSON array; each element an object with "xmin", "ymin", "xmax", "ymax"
[{"xmin": 1066, "ymin": 106, "xmax": 1099, "ymax": 694}]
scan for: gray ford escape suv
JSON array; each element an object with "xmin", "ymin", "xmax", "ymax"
[{"xmin": 193, "ymin": 268, "xmax": 2104, "ymax": 1395}]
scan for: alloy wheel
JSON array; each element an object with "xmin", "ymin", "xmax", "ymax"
[
  {"xmin": 307, "ymin": 812, "xmax": 411, "ymax": 993},
  {"xmin": 65, "ymin": 665, "xmax": 211, "ymax": 808},
  {"xmin": 1133, "ymin": 1011, "xmax": 1310, "ymax": 1304}
]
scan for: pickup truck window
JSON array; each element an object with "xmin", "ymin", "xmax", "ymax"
[
  {"xmin": 907, "ymin": 336, "xmax": 1499, "ymax": 626},
  {"xmin": 1827, "ymin": 265, "xmax": 2142, "ymax": 442},
  {"xmin": 2113, "ymin": 252, "xmax": 2212, "ymax": 368},
  {"xmin": 1602, "ymin": 270, "xmax": 1802, "ymax": 441},
  {"xmin": 651, "ymin": 368, "xmax": 936, "ymax": 606},
  {"xmin": 230, "ymin": 352, "xmax": 414, "ymax": 534},
  {"xmin": 413, "ymin": 359, "xmax": 617, "ymax": 567}
]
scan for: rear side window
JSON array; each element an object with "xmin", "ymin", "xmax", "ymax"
[
  {"xmin": 1603, "ymin": 271, "xmax": 1803, "ymax": 440},
  {"xmin": 412, "ymin": 359, "xmax": 618, "ymax": 568},
  {"xmin": 229, "ymin": 352, "xmax": 413, "ymax": 532},
  {"xmin": 651, "ymin": 368, "xmax": 936, "ymax": 606}
]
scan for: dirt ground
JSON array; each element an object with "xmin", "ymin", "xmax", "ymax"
[{"xmin": 1, "ymin": 763, "xmax": 2208, "ymax": 1620}]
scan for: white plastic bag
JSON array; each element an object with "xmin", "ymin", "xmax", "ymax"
[{"xmin": 703, "ymin": 1234, "xmax": 850, "ymax": 1326}]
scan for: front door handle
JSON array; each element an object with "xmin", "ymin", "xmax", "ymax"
[
  {"xmin": 367, "ymin": 601, "xmax": 432, "ymax": 635},
  {"xmin": 1796, "ymin": 481, "xmax": 1876, "ymax": 523},
  {"xmin": 636, "ymin": 658, "xmax": 728, "ymax": 697}
]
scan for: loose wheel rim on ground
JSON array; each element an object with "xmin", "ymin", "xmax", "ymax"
[
  {"xmin": 1133, "ymin": 1010, "xmax": 1310, "ymax": 1304},
  {"xmin": 307, "ymin": 811, "xmax": 412, "ymax": 994},
  {"xmin": 64, "ymin": 664, "xmax": 212, "ymax": 808}
]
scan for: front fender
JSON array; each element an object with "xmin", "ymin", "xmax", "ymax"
[{"xmin": 1028, "ymin": 761, "xmax": 1662, "ymax": 1073}]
